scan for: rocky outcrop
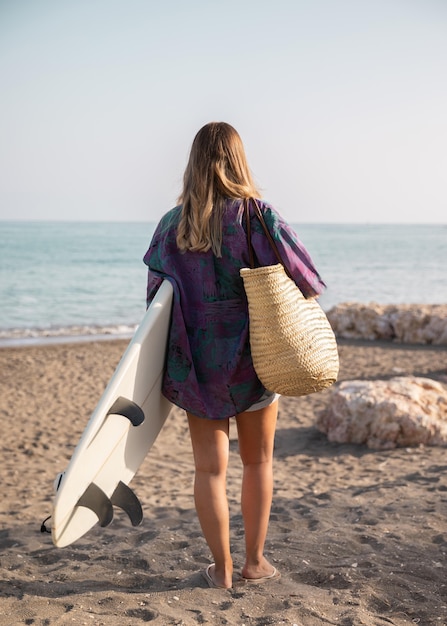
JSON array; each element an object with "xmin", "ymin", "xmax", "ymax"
[
  {"xmin": 326, "ymin": 303, "xmax": 447, "ymax": 344},
  {"xmin": 316, "ymin": 376, "xmax": 447, "ymax": 449}
]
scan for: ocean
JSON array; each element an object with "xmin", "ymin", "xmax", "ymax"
[{"xmin": 1, "ymin": 221, "xmax": 446, "ymax": 346}]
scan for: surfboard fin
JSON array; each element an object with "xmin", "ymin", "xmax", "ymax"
[
  {"xmin": 76, "ymin": 481, "xmax": 143, "ymax": 529},
  {"xmin": 76, "ymin": 483, "xmax": 114, "ymax": 527},
  {"xmin": 107, "ymin": 396, "xmax": 145, "ymax": 426},
  {"xmin": 111, "ymin": 481, "xmax": 143, "ymax": 526}
]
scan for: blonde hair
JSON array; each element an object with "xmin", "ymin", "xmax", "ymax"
[{"xmin": 176, "ymin": 122, "xmax": 260, "ymax": 256}]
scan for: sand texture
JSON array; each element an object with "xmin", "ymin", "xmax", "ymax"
[{"xmin": 1, "ymin": 338, "xmax": 447, "ymax": 625}]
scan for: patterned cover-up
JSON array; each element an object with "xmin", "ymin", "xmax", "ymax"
[{"xmin": 143, "ymin": 199, "xmax": 325, "ymax": 419}]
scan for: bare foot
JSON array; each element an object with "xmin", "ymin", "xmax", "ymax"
[
  {"xmin": 241, "ymin": 557, "xmax": 278, "ymax": 581},
  {"xmin": 203, "ymin": 564, "xmax": 233, "ymax": 589}
]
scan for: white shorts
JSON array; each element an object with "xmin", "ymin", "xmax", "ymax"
[{"xmin": 245, "ymin": 391, "xmax": 281, "ymax": 412}]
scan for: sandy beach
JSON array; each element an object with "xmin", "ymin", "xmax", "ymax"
[{"xmin": 1, "ymin": 338, "xmax": 447, "ymax": 625}]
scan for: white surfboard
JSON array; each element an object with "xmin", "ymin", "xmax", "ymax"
[{"xmin": 51, "ymin": 280, "xmax": 174, "ymax": 548}]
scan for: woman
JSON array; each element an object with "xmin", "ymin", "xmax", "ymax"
[{"xmin": 143, "ymin": 122, "xmax": 325, "ymax": 588}]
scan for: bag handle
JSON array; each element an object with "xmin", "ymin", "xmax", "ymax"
[{"xmin": 244, "ymin": 198, "xmax": 293, "ymax": 280}]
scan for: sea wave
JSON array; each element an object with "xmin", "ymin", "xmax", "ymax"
[{"xmin": 0, "ymin": 323, "xmax": 137, "ymax": 347}]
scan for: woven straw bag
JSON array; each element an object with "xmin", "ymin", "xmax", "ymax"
[{"xmin": 240, "ymin": 199, "xmax": 339, "ymax": 396}]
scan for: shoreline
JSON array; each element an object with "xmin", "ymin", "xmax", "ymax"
[
  {"xmin": 0, "ymin": 331, "xmax": 134, "ymax": 349},
  {"xmin": 2, "ymin": 300, "xmax": 446, "ymax": 349}
]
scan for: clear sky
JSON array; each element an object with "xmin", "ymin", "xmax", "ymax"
[{"xmin": 1, "ymin": 0, "xmax": 446, "ymax": 223}]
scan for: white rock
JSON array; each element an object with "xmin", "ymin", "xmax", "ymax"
[
  {"xmin": 326, "ymin": 303, "xmax": 447, "ymax": 345},
  {"xmin": 316, "ymin": 376, "xmax": 447, "ymax": 449}
]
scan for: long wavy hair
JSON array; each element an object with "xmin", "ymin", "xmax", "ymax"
[{"xmin": 176, "ymin": 122, "xmax": 260, "ymax": 257}]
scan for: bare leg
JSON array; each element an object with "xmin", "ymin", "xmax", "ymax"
[
  {"xmin": 187, "ymin": 413, "xmax": 233, "ymax": 588},
  {"xmin": 236, "ymin": 400, "xmax": 278, "ymax": 579}
]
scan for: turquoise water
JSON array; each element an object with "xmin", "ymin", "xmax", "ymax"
[{"xmin": 1, "ymin": 221, "xmax": 446, "ymax": 342}]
